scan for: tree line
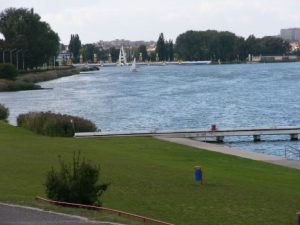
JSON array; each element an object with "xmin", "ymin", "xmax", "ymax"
[
  {"xmin": 69, "ymin": 40, "xmax": 152, "ymax": 63},
  {"xmin": 68, "ymin": 35, "xmax": 165, "ymax": 63},
  {"xmin": 0, "ymin": 7, "xmax": 293, "ymax": 68},
  {"xmin": 70, "ymin": 31, "xmax": 291, "ymax": 63},
  {"xmin": 69, "ymin": 32, "xmax": 175, "ymax": 63},
  {"xmin": 175, "ymin": 30, "xmax": 290, "ymax": 62},
  {"xmin": 0, "ymin": 7, "xmax": 59, "ymax": 69}
]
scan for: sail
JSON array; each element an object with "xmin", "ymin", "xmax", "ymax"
[
  {"xmin": 119, "ymin": 50, "xmax": 122, "ymax": 64},
  {"xmin": 122, "ymin": 46, "xmax": 127, "ymax": 65},
  {"xmin": 130, "ymin": 58, "xmax": 137, "ymax": 72},
  {"xmin": 118, "ymin": 45, "xmax": 128, "ymax": 66}
]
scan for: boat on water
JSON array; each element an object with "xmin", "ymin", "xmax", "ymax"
[
  {"xmin": 118, "ymin": 46, "xmax": 128, "ymax": 66},
  {"xmin": 178, "ymin": 60, "xmax": 211, "ymax": 65},
  {"xmin": 130, "ymin": 58, "xmax": 138, "ymax": 72}
]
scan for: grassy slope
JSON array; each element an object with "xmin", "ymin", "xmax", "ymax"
[{"xmin": 0, "ymin": 121, "xmax": 300, "ymax": 225}]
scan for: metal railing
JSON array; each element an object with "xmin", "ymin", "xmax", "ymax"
[
  {"xmin": 284, "ymin": 145, "xmax": 300, "ymax": 160},
  {"xmin": 36, "ymin": 196, "xmax": 174, "ymax": 225}
]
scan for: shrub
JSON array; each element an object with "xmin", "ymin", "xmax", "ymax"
[
  {"xmin": 0, "ymin": 79, "xmax": 41, "ymax": 92},
  {"xmin": 17, "ymin": 69, "xmax": 79, "ymax": 83},
  {"xmin": 0, "ymin": 64, "xmax": 18, "ymax": 80},
  {"xmin": 0, "ymin": 103, "xmax": 9, "ymax": 120},
  {"xmin": 45, "ymin": 152, "xmax": 108, "ymax": 206},
  {"xmin": 17, "ymin": 111, "xmax": 97, "ymax": 137}
]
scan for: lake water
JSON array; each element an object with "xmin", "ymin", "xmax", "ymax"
[{"xmin": 1, "ymin": 63, "xmax": 300, "ymax": 159}]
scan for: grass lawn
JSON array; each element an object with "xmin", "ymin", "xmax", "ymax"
[{"xmin": 0, "ymin": 121, "xmax": 300, "ymax": 225}]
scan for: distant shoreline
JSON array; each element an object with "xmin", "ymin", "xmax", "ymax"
[{"xmin": 0, "ymin": 67, "xmax": 79, "ymax": 92}]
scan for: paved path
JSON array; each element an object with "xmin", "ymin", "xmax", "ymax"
[
  {"xmin": 0, "ymin": 203, "xmax": 125, "ymax": 225},
  {"xmin": 156, "ymin": 137, "xmax": 300, "ymax": 170}
]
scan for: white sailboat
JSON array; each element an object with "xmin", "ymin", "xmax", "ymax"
[
  {"xmin": 118, "ymin": 46, "xmax": 128, "ymax": 66},
  {"xmin": 130, "ymin": 58, "xmax": 137, "ymax": 72}
]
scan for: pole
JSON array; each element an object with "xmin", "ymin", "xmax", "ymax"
[
  {"xmin": 17, "ymin": 52, "xmax": 19, "ymax": 70},
  {"xmin": 10, "ymin": 49, "xmax": 16, "ymax": 64},
  {"xmin": 22, "ymin": 52, "xmax": 25, "ymax": 70},
  {"xmin": 16, "ymin": 50, "xmax": 22, "ymax": 70}
]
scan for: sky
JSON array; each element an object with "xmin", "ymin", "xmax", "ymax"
[{"xmin": 1, "ymin": 0, "xmax": 300, "ymax": 44}]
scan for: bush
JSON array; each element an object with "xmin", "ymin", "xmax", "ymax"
[
  {"xmin": 17, "ymin": 111, "xmax": 97, "ymax": 137},
  {"xmin": 45, "ymin": 152, "xmax": 108, "ymax": 206},
  {"xmin": 17, "ymin": 69, "xmax": 79, "ymax": 83},
  {"xmin": 0, "ymin": 79, "xmax": 41, "ymax": 91},
  {"xmin": 0, "ymin": 103, "xmax": 9, "ymax": 120},
  {"xmin": 0, "ymin": 64, "xmax": 18, "ymax": 80}
]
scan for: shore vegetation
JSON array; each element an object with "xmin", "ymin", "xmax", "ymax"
[
  {"xmin": 17, "ymin": 111, "xmax": 97, "ymax": 137},
  {"xmin": 0, "ymin": 103, "xmax": 9, "ymax": 120}
]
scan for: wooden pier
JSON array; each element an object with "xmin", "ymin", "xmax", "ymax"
[{"xmin": 75, "ymin": 125, "xmax": 300, "ymax": 142}]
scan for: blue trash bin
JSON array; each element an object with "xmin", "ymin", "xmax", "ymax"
[{"xmin": 194, "ymin": 166, "xmax": 202, "ymax": 183}]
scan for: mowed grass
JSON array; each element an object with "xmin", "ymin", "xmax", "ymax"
[{"xmin": 1, "ymin": 121, "xmax": 300, "ymax": 225}]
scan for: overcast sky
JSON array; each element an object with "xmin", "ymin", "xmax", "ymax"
[{"xmin": 1, "ymin": 0, "xmax": 299, "ymax": 44}]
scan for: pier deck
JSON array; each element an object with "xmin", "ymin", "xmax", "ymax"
[{"xmin": 75, "ymin": 125, "xmax": 300, "ymax": 142}]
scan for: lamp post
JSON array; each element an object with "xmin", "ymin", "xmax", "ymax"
[
  {"xmin": 10, "ymin": 49, "xmax": 16, "ymax": 64},
  {"xmin": 22, "ymin": 50, "xmax": 28, "ymax": 70},
  {"xmin": 70, "ymin": 119, "xmax": 75, "ymax": 135},
  {"xmin": 1, "ymin": 49, "xmax": 4, "ymax": 63},
  {"xmin": 2, "ymin": 49, "xmax": 9, "ymax": 63},
  {"xmin": 16, "ymin": 49, "xmax": 22, "ymax": 70},
  {"xmin": 22, "ymin": 52, "xmax": 25, "ymax": 70}
]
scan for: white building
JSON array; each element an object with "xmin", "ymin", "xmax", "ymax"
[
  {"xmin": 56, "ymin": 50, "xmax": 72, "ymax": 66},
  {"xmin": 280, "ymin": 28, "xmax": 300, "ymax": 42}
]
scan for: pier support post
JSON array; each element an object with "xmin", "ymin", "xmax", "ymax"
[
  {"xmin": 253, "ymin": 135, "xmax": 261, "ymax": 142},
  {"xmin": 290, "ymin": 134, "xmax": 298, "ymax": 141},
  {"xmin": 216, "ymin": 136, "xmax": 224, "ymax": 142}
]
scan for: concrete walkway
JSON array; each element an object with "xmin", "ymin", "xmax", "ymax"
[
  {"xmin": 155, "ymin": 137, "xmax": 300, "ymax": 170},
  {"xmin": 0, "ymin": 203, "xmax": 126, "ymax": 225}
]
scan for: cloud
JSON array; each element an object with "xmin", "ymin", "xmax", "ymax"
[{"xmin": 1, "ymin": 0, "xmax": 299, "ymax": 43}]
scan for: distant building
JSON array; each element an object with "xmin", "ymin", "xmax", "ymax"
[
  {"xmin": 95, "ymin": 39, "xmax": 156, "ymax": 50},
  {"xmin": 280, "ymin": 28, "xmax": 300, "ymax": 42},
  {"xmin": 56, "ymin": 50, "xmax": 72, "ymax": 66},
  {"xmin": 251, "ymin": 55, "xmax": 297, "ymax": 63}
]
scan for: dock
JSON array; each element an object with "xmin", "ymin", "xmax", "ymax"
[{"xmin": 75, "ymin": 125, "xmax": 300, "ymax": 142}]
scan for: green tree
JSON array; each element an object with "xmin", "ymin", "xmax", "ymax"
[
  {"xmin": 45, "ymin": 152, "xmax": 108, "ymax": 206},
  {"xmin": 0, "ymin": 63, "xmax": 18, "ymax": 80},
  {"xmin": 165, "ymin": 40, "xmax": 174, "ymax": 61},
  {"xmin": 80, "ymin": 44, "xmax": 100, "ymax": 63},
  {"xmin": 259, "ymin": 36, "xmax": 290, "ymax": 55},
  {"xmin": 217, "ymin": 31, "xmax": 239, "ymax": 61},
  {"xmin": 137, "ymin": 45, "xmax": 148, "ymax": 61},
  {"xmin": 244, "ymin": 35, "xmax": 259, "ymax": 56},
  {"xmin": 148, "ymin": 51, "xmax": 156, "ymax": 61},
  {"xmin": 0, "ymin": 103, "xmax": 9, "ymax": 120},
  {"xmin": 175, "ymin": 30, "xmax": 206, "ymax": 61},
  {"xmin": 0, "ymin": 7, "xmax": 60, "ymax": 69},
  {"xmin": 244, "ymin": 35, "xmax": 290, "ymax": 57},
  {"xmin": 175, "ymin": 30, "xmax": 244, "ymax": 62},
  {"xmin": 155, "ymin": 33, "xmax": 166, "ymax": 61},
  {"xmin": 68, "ymin": 34, "xmax": 81, "ymax": 63},
  {"xmin": 97, "ymin": 48, "xmax": 108, "ymax": 61},
  {"xmin": 108, "ymin": 47, "xmax": 119, "ymax": 62}
]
